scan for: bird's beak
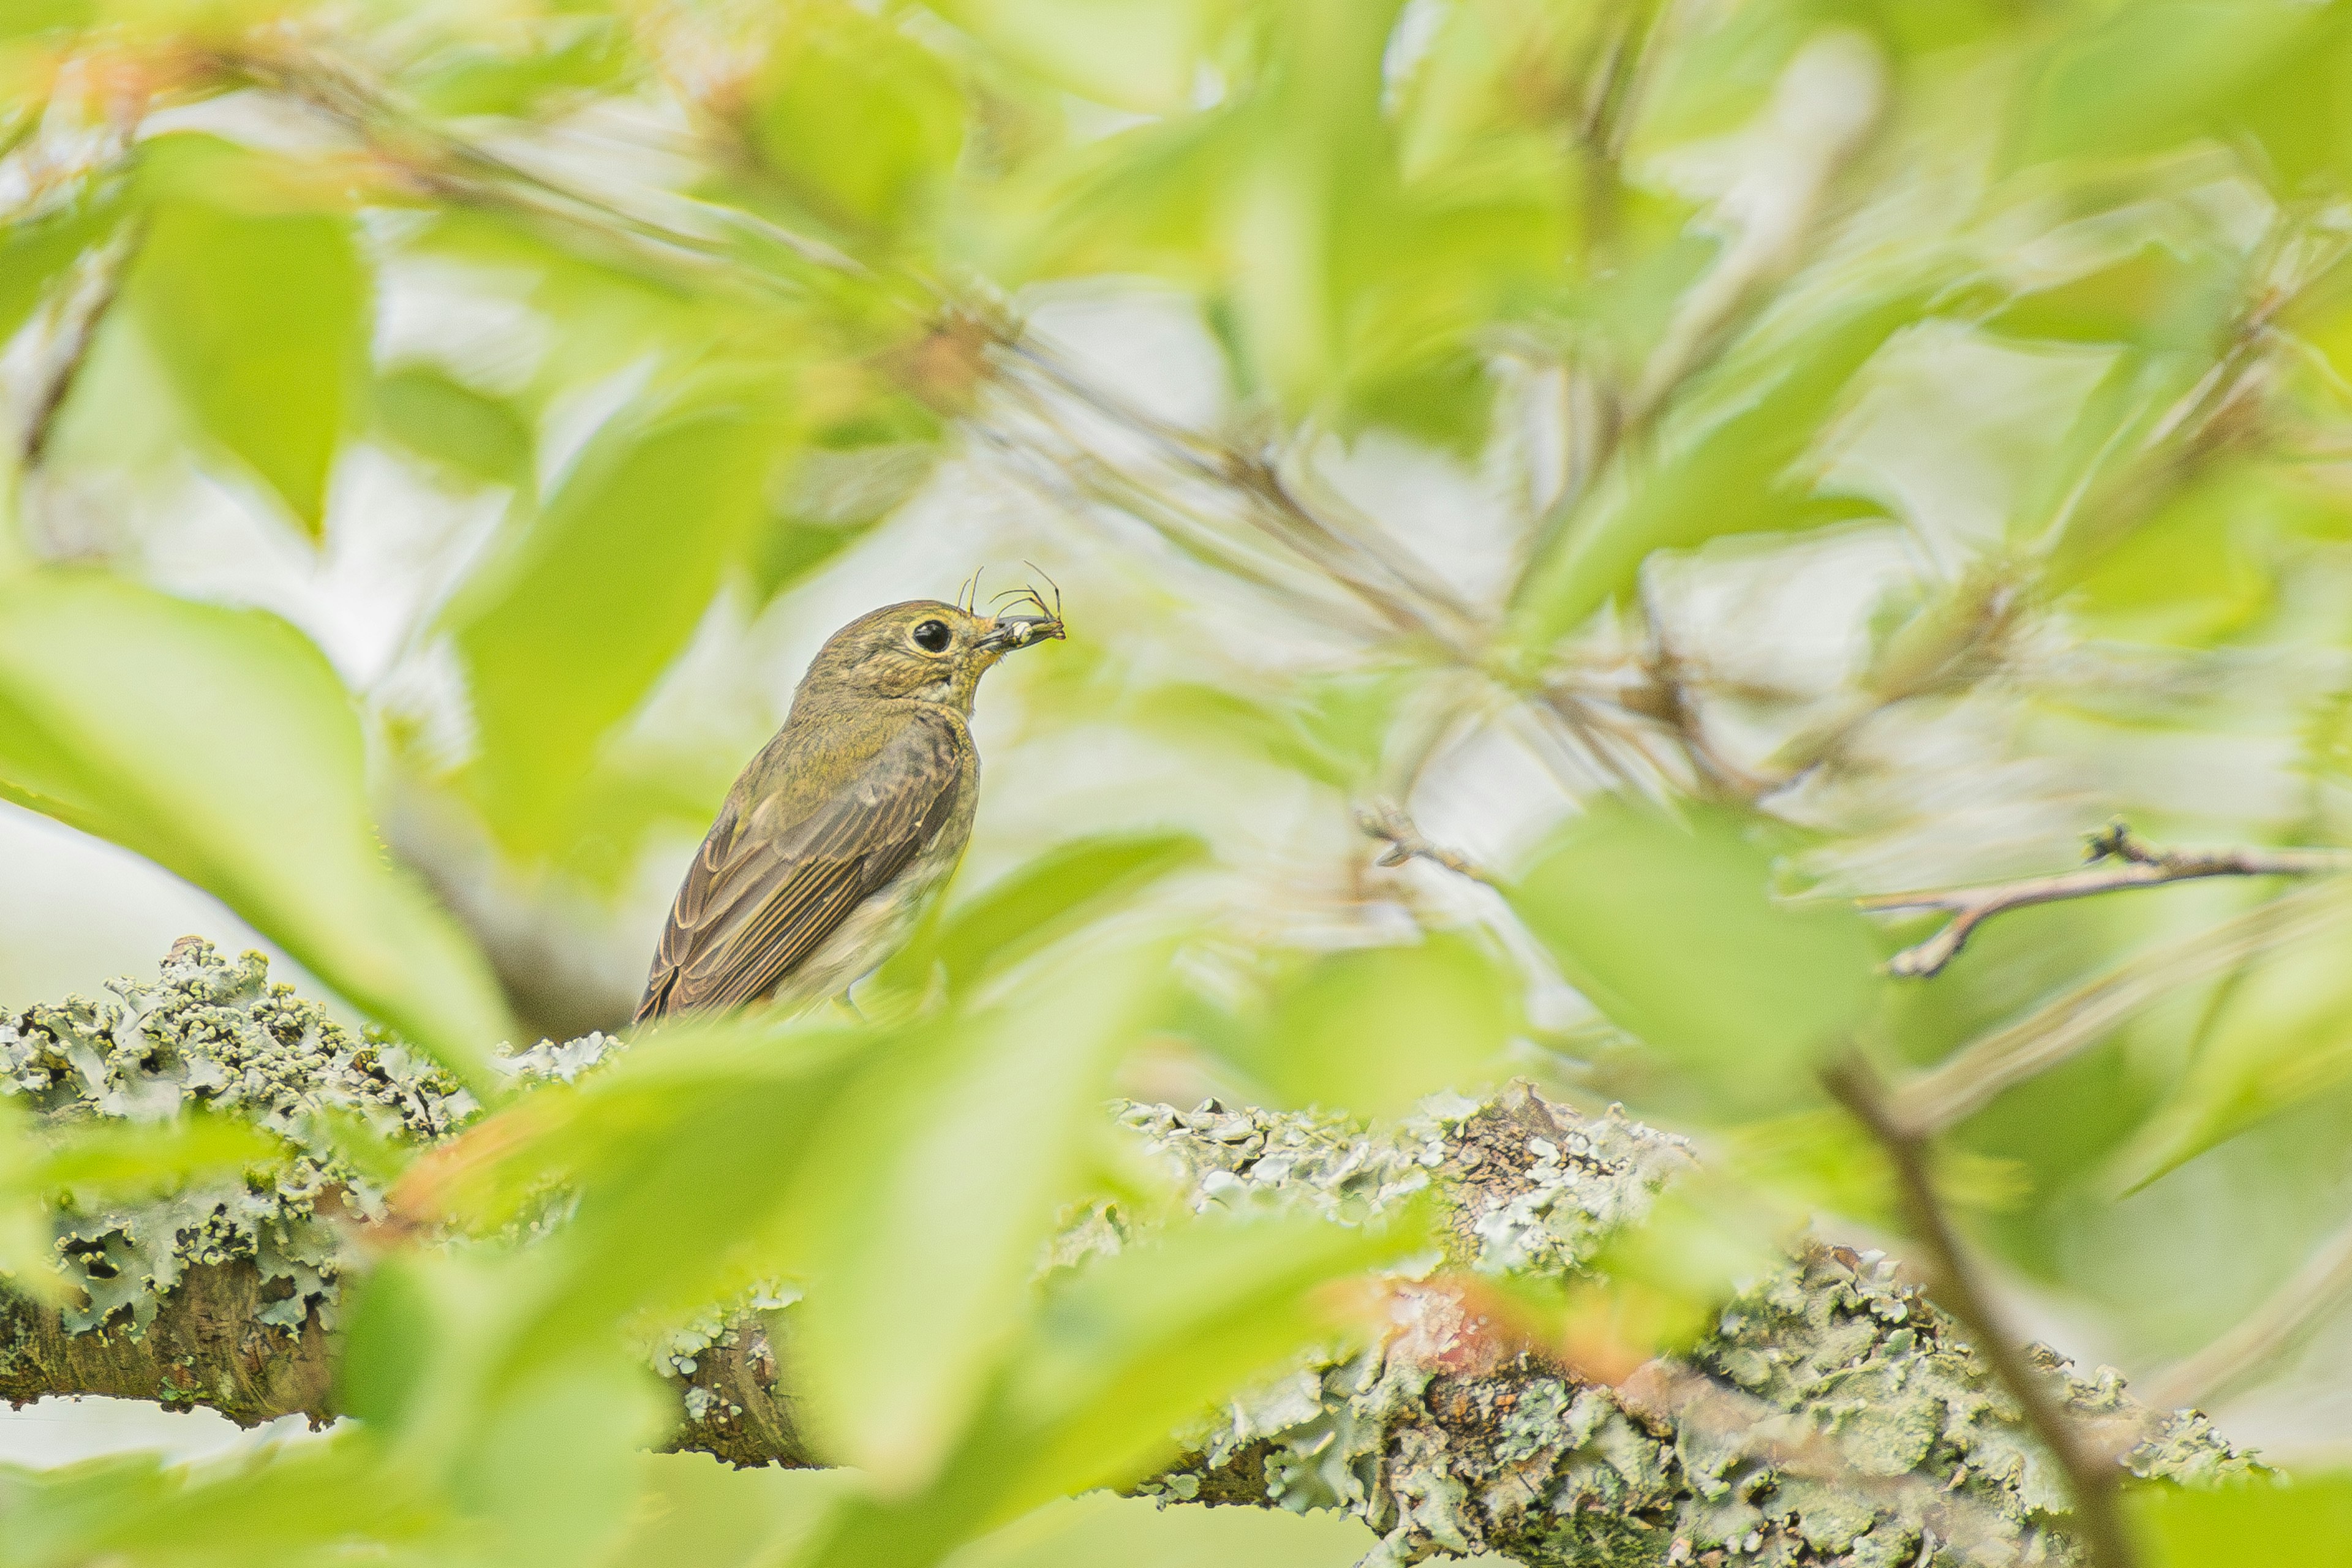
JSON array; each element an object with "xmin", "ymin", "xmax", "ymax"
[{"xmin": 974, "ymin": 614, "xmax": 1066, "ymax": 655}]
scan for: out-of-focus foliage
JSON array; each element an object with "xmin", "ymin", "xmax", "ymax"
[
  {"xmin": 7, "ymin": 0, "xmax": 2352, "ymax": 1559},
  {"xmin": 0, "ymin": 574, "xmax": 511, "ymax": 1087}
]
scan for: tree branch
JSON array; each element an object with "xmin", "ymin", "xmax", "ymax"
[
  {"xmin": 4, "ymin": 944, "xmax": 2260, "ymax": 1566},
  {"xmin": 1356, "ymin": 800, "xmax": 1496, "ymax": 886},
  {"xmin": 1888, "ymin": 882, "xmax": 2352, "ymax": 1135},
  {"xmin": 1859, "ymin": 821, "xmax": 2352, "ymax": 979},
  {"xmin": 1823, "ymin": 1054, "xmax": 2139, "ymax": 1568}
]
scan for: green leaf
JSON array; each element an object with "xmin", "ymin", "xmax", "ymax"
[
  {"xmin": 804, "ymin": 1202, "xmax": 1431, "ymax": 1568},
  {"xmin": 791, "ymin": 938, "xmax": 1175, "ymax": 1490},
  {"xmin": 2107, "ymin": 896, "xmax": 2352, "ymax": 1190},
  {"xmin": 748, "ymin": 4, "xmax": 966, "ymax": 238},
  {"xmin": 1507, "ymin": 800, "xmax": 1881, "ymax": 1115},
  {"xmin": 1504, "ymin": 277, "xmax": 1926, "ymax": 656},
  {"xmin": 427, "ymin": 1019, "xmax": 871, "ymax": 1370},
  {"xmin": 31, "ymin": 1113, "xmax": 284, "ymax": 1203},
  {"xmin": 126, "ymin": 141, "xmax": 371, "ymax": 535},
  {"xmin": 405, "ymin": 17, "xmax": 635, "ymax": 119},
  {"xmin": 607, "ymin": 1455, "xmax": 855, "ymax": 1568},
  {"xmin": 448, "ymin": 388, "xmax": 786, "ymax": 853},
  {"xmin": 0, "ymin": 1096, "xmax": 69, "ymax": 1303},
  {"xmin": 749, "ymin": 438, "xmax": 941, "ymax": 601},
  {"xmin": 0, "ymin": 0, "xmax": 95, "ymax": 39},
  {"xmin": 945, "ymin": 1490, "xmax": 1376, "ymax": 1568},
  {"xmin": 0, "ymin": 1437, "xmax": 440, "ymax": 1568},
  {"xmin": 2134, "ymin": 1472, "xmax": 2352, "ymax": 1567},
  {"xmin": 372, "ymin": 366, "xmax": 534, "ymax": 491},
  {"xmin": 988, "ymin": 1203, "xmax": 1430, "ymax": 1509},
  {"xmin": 463, "ymin": 1359, "xmax": 671, "ymax": 1568},
  {"xmin": 0, "ymin": 178, "xmax": 130, "ymax": 347},
  {"xmin": 1215, "ymin": 0, "xmax": 1406, "ymax": 415},
  {"xmin": 2064, "ymin": 467, "xmax": 2278, "ymax": 647},
  {"xmin": 1239, "ymin": 930, "xmax": 1521, "ymax": 1118},
  {"xmin": 2013, "ymin": 2, "xmax": 2334, "ymax": 178},
  {"xmin": 881, "ymin": 831, "xmax": 1210, "ymax": 997},
  {"xmin": 338, "ymin": 1253, "xmax": 443, "ymax": 1433},
  {"xmin": 0, "ymin": 572, "xmax": 513, "ymax": 1091},
  {"xmin": 928, "ymin": 0, "xmax": 1208, "ymax": 112}
]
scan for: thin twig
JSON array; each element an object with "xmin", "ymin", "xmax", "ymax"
[
  {"xmin": 1860, "ymin": 821, "xmax": 2352, "ymax": 978},
  {"xmin": 2139, "ymin": 1207, "xmax": 2352, "ymax": 1414},
  {"xmin": 20, "ymin": 224, "xmax": 134, "ymax": 466},
  {"xmin": 1823, "ymin": 1054, "xmax": 2138, "ymax": 1568},
  {"xmin": 1356, "ymin": 801, "xmax": 1496, "ymax": 887},
  {"xmin": 1891, "ymin": 880, "xmax": 2352, "ymax": 1134}
]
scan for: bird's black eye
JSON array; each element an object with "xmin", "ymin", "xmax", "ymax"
[{"xmin": 911, "ymin": 619, "xmax": 952, "ymax": 654}]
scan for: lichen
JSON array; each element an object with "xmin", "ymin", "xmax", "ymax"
[
  {"xmin": 1118, "ymin": 1088, "xmax": 2258, "ymax": 1568},
  {"xmin": 0, "ymin": 939, "xmax": 612, "ymax": 1337}
]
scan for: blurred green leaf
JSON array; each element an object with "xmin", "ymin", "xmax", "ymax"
[
  {"xmin": 929, "ymin": 0, "xmax": 1207, "ymax": 112},
  {"xmin": 1505, "ymin": 277, "xmax": 1925, "ymax": 654},
  {"xmin": 1237, "ymin": 929, "xmax": 1521, "ymax": 1118},
  {"xmin": 0, "ymin": 1096, "xmax": 68, "ymax": 1304},
  {"xmin": 1986, "ymin": 241, "xmax": 2234, "ymax": 350},
  {"xmin": 749, "ymin": 437, "xmax": 941, "ymax": 601},
  {"xmin": 0, "ymin": 572, "xmax": 513, "ymax": 1091},
  {"xmin": 0, "ymin": 178, "xmax": 130, "ymax": 347},
  {"xmin": 988, "ymin": 1202, "xmax": 1428, "ymax": 1509},
  {"xmin": 338, "ymin": 1252, "xmax": 443, "ymax": 1433},
  {"xmin": 126, "ymin": 138, "xmax": 371, "ymax": 535},
  {"xmin": 805, "ymin": 1201, "xmax": 1431, "ymax": 1567},
  {"xmin": 32, "ymin": 1113, "xmax": 284, "ymax": 1203},
  {"xmin": 405, "ymin": 17, "xmax": 635, "ymax": 118},
  {"xmin": 413, "ymin": 1020, "xmax": 869, "ymax": 1359},
  {"xmin": 606, "ymin": 1454, "xmax": 854, "ymax": 1568},
  {"xmin": 792, "ymin": 937, "xmax": 1175, "ymax": 1489},
  {"xmin": 1507, "ymin": 800, "xmax": 1881, "ymax": 1115},
  {"xmin": 2013, "ymin": 2, "xmax": 2337, "ymax": 180},
  {"xmin": 2108, "ymin": 897, "xmax": 2352, "ymax": 1191},
  {"xmin": 448, "ymin": 386, "xmax": 787, "ymax": 853},
  {"xmin": 0, "ymin": 0, "xmax": 95, "ymax": 40},
  {"xmin": 2064, "ymin": 467, "xmax": 2278, "ymax": 647},
  {"xmin": 883, "ymin": 831, "xmax": 1209, "ymax": 997},
  {"xmin": 0, "ymin": 1438, "xmax": 439, "ymax": 1568},
  {"xmin": 462, "ymin": 1359, "xmax": 669, "ymax": 1568},
  {"xmin": 748, "ymin": 4, "xmax": 966, "ymax": 238},
  {"xmin": 337, "ymin": 1248, "xmax": 668, "ymax": 1568},
  {"xmin": 2134, "ymin": 1472, "xmax": 2352, "ymax": 1567},
  {"xmin": 372, "ymin": 366, "xmax": 535, "ymax": 492},
  {"xmin": 944, "ymin": 1489, "xmax": 1376, "ymax": 1568}
]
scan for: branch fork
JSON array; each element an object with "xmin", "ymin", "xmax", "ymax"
[{"xmin": 1860, "ymin": 821, "xmax": 2352, "ymax": 979}]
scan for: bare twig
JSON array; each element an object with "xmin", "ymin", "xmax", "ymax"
[
  {"xmin": 2140, "ymin": 1206, "xmax": 2352, "ymax": 1414},
  {"xmin": 1860, "ymin": 821, "xmax": 2352, "ymax": 979},
  {"xmin": 19, "ymin": 224, "xmax": 134, "ymax": 466},
  {"xmin": 1356, "ymin": 801, "xmax": 1496, "ymax": 887},
  {"xmin": 1891, "ymin": 880, "xmax": 2352, "ymax": 1134},
  {"xmin": 1823, "ymin": 1054, "xmax": 2139, "ymax": 1568}
]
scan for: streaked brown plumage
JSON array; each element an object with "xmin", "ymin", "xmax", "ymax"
[{"xmin": 636, "ymin": 595, "xmax": 1062, "ymax": 1023}]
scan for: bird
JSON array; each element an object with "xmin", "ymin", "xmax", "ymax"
[{"xmin": 636, "ymin": 587, "xmax": 1064, "ymax": 1023}]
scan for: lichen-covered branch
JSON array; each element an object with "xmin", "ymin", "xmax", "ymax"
[
  {"xmin": 2, "ymin": 944, "xmax": 2255, "ymax": 1568},
  {"xmin": 1859, "ymin": 822, "xmax": 2352, "ymax": 979}
]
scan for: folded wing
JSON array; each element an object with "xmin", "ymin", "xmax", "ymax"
[{"xmin": 636, "ymin": 714, "xmax": 964, "ymax": 1022}]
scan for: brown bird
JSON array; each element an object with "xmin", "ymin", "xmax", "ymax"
[{"xmin": 636, "ymin": 592, "xmax": 1064, "ymax": 1023}]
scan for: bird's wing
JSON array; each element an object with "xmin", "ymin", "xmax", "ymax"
[{"xmin": 636, "ymin": 714, "xmax": 965, "ymax": 1022}]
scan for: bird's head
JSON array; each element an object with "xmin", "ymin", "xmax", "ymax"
[{"xmin": 797, "ymin": 594, "xmax": 1065, "ymax": 713}]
